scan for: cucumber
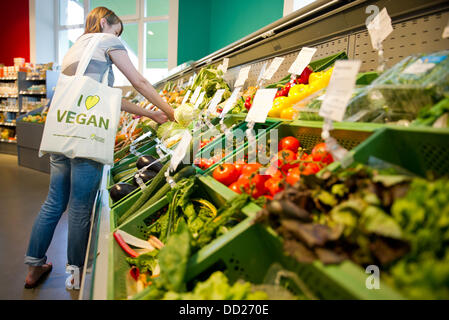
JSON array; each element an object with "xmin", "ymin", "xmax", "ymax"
[
  {"xmin": 117, "ymin": 162, "xmax": 170, "ymax": 226},
  {"xmin": 117, "ymin": 166, "xmax": 195, "ymax": 226}
]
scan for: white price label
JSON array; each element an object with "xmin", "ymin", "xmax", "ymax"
[
  {"xmin": 367, "ymin": 7, "xmax": 393, "ymax": 50},
  {"xmin": 262, "ymin": 57, "xmax": 285, "ymax": 80},
  {"xmin": 442, "ymin": 21, "xmax": 449, "ymax": 39},
  {"xmin": 245, "ymin": 89, "xmax": 278, "ymax": 123},
  {"xmin": 194, "ymin": 91, "xmax": 206, "ymax": 109},
  {"xmin": 319, "ymin": 60, "xmax": 361, "ymax": 122},
  {"xmin": 207, "ymin": 89, "xmax": 225, "ymax": 114},
  {"xmin": 181, "ymin": 90, "xmax": 191, "ymax": 105},
  {"xmin": 129, "ymin": 119, "xmax": 139, "ymax": 136},
  {"xmin": 190, "ymin": 87, "xmax": 202, "ymax": 104},
  {"xmin": 218, "ymin": 58, "xmax": 230, "ymax": 73},
  {"xmin": 170, "ymin": 130, "xmax": 192, "ymax": 171},
  {"xmin": 234, "ymin": 66, "xmax": 251, "ymax": 88},
  {"xmin": 288, "ymin": 47, "xmax": 317, "ymax": 75},
  {"xmin": 220, "ymin": 87, "xmax": 241, "ymax": 118}
]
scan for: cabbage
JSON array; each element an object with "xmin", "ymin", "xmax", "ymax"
[
  {"xmin": 174, "ymin": 103, "xmax": 197, "ymax": 127},
  {"xmin": 156, "ymin": 121, "xmax": 185, "ymax": 140}
]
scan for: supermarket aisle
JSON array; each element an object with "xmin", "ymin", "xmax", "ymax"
[{"xmin": 0, "ymin": 154, "xmax": 78, "ymax": 300}]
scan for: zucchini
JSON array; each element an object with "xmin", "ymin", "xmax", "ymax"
[
  {"xmin": 117, "ymin": 162, "xmax": 170, "ymax": 226},
  {"xmin": 113, "ymin": 167, "xmax": 138, "ymax": 183}
]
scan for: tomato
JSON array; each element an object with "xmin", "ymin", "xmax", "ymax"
[
  {"xmin": 279, "ymin": 136, "xmax": 300, "ymax": 153},
  {"xmin": 264, "ymin": 195, "xmax": 274, "ymax": 201},
  {"xmin": 229, "ymin": 182, "xmax": 242, "ymax": 194},
  {"xmin": 236, "ymin": 176, "xmax": 251, "ymax": 192},
  {"xmin": 264, "ymin": 178, "xmax": 284, "ymax": 196},
  {"xmin": 311, "ymin": 142, "xmax": 334, "ymax": 164},
  {"xmin": 233, "ymin": 160, "xmax": 246, "ymax": 176},
  {"xmin": 273, "ymin": 150, "xmax": 297, "ymax": 173},
  {"xmin": 264, "ymin": 166, "xmax": 283, "ymax": 180},
  {"xmin": 241, "ymin": 163, "xmax": 262, "ymax": 177},
  {"xmin": 300, "ymin": 154, "xmax": 322, "ymax": 175},
  {"xmin": 212, "ymin": 164, "xmax": 239, "ymax": 186},
  {"xmin": 195, "ymin": 158, "xmax": 213, "ymax": 170},
  {"xmin": 299, "ymin": 152, "xmax": 309, "ymax": 161},
  {"xmin": 286, "ymin": 167, "xmax": 301, "ymax": 186},
  {"xmin": 249, "ymin": 174, "xmax": 268, "ymax": 192}
]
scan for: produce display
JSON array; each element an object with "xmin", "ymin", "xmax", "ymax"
[
  {"xmin": 21, "ymin": 111, "xmax": 47, "ymax": 123},
  {"xmin": 98, "ymin": 48, "xmax": 449, "ymax": 301}
]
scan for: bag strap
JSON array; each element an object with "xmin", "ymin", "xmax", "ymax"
[{"xmin": 75, "ymin": 33, "xmax": 106, "ymax": 79}]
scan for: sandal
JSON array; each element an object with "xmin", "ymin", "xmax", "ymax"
[{"xmin": 24, "ymin": 263, "xmax": 53, "ymax": 289}]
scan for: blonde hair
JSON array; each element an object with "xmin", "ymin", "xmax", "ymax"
[{"xmin": 84, "ymin": 7, "xmax": 123, "ymax": 36}]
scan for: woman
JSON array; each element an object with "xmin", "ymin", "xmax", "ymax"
[{"xmin": 24, "ymin": 7, "xmax": 175, "ymax": 290}]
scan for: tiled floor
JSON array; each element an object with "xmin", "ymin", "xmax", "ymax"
[{"xmin": 0, "ymin": 154, "xmax": 78, "ymax": 300}]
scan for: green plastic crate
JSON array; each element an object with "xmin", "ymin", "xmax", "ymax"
[
  {"xmin": 194, "ymin": 119, "xmax": 280, "ymax": 175},
  {"xmin": 113, "ymin": 138, "xmax": 156, "ymax": 170},
  {"xmin": 336, "ymin": 126, "xmax": 449, "ymax": 178},
  {"xmin": 107, "ymin": 176, "xmax": 257, "ymax": 300}
]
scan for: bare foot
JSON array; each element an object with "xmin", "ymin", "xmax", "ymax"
[{"xmin": 25, "ymin": 263, "xmax": 53, "ymax": 288}]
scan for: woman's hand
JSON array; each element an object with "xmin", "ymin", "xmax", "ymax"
[{"xmin": 149, "ymin": 110, "xmax": 169, "ymax": 124}]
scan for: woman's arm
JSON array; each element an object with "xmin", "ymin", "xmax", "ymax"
[
  {"xmin": 121, "ymin": 98, "xmax": 169, "ymax": 124},
  {"xmin": 109, "ymin": 50, "xmax": 175, "ymax": 121}
]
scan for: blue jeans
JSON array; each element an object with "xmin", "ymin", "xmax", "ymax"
[{"xmin": 25, "ymin": 154, "xmax": 103, "ymax": 267}]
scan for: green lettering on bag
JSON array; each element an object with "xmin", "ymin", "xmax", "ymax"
[
  {"xmin": 57, "ymin": 110, "xmax": 67, "ymax": 122},
  {"xmin": 99, "ymin": 117, "xmax": 109, "ymax": 130},
  {"xmin": 76, "ymin": 113, "xmax": 87, "ymax": 125},
  {"xmin": 66, "ymin": 111, "xmax": 76, "ymax": 124},
  {"xmin": 86, "ymin": 115, "xmax": 98, "ymax": 127}
]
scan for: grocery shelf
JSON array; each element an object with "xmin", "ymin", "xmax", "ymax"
[
  {"xmin": 0, "ymin": 107, "xmax": 19, "ymax": 112},
  {"xmin": 0, "ymin": 95, "xmax": 18, "ymax": 98},
  {"xmin": 0, "ymin": 122, "xmax": 16, "ymax": 127},
  {"xmin": 19, "ymin": 91, "xmax": 46, "ymax": 95},
  {"xmin": 0, "ymin": 77, "xmax": 17, "ymax": 81},
  {"xmin": 0, "ymin": 139, "xmax": 17, "ymax": 144}
]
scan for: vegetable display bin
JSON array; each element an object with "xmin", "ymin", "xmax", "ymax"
[
  {"xmin": 206, "ymin": 120, "xmax": 382, "ymax": 173},
  {"xmin": 107, "ymin": 176, "xmax": 259, "ymax": 300},
  {"xmin": 112, "ymin": 139, "xmax": 156, "ymax": 175},
  {"xmin": 107, "ymin": 143, "xmax": 165, "ymax": 191},
  {"xmin": 181, "ymin": 216, "xmax": 404, "ymax": 300},
  {"xmin": 333, "ymin": 126, "xmax": 449, "ymax": 178},
  {"xmin": 194, "ymin": 118, "xmax": 280, "ymax": 175}
]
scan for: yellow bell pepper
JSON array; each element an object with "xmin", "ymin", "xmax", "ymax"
[
  {"xmin": 280, "ymin": 107, "xmax": 299, "ymax": 120},
  {"xmin": 268, "ymin": 96, "xmax": 290, "ymax": 118}
]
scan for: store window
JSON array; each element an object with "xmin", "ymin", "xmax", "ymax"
[{"xmin": 56, "ymin": 0, "xmax": 177, "ymax": 86}]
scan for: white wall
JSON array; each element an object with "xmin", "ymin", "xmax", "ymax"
[{"xmin": 29, "ymin": 0, "xmax": 56, "ymax": 64}]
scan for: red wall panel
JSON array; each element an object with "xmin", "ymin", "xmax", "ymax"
[{"xmin": 0, "ymin": 0, "xmax": 30, "ymax": 66}]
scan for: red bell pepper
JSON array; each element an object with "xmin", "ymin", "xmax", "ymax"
[{"xmin": 113, "ymin": 231, "xmax": 139, "ymax": 258}]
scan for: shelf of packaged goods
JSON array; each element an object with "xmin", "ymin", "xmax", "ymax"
[
  {"xmin": 0, "ymin": 77, "xmax": 18, "ymax": 81},
  {"xmin": 25, "ymin": 77, "xmax": 46, "ymax": 81},
  {"xmin": 0, "ymin": 107, "xmax": 19, "ymax": 112},
  {"xmin": 19, "ymin": 91, "xmax": 46, "ymax": 95},
  {"xmin": 0, "ymin": 138, "xmax": 17, "ymax": 144},
  {"xmin": 0, "ymin": 122, "xmax": 16, "ymax": 127},
  {"xmin": 0, "ymin": 95, "xmax": 18, "ymax": 98}
]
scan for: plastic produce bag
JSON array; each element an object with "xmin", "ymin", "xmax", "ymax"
[{"xmin": 345, "ymin": 50, "xmax": 449, "ymax": 122}]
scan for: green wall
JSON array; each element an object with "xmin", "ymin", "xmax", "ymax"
[{"xmin": 177, "ymin": 0, "xmax": 284, "ymax": 65}]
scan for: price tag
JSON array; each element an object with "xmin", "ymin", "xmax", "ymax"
[
  {"xmin": 367, "ymin": 7, "xmax": 393, "ymax": 50},
  {"xmin": 129, "ymin": 118, "xmax": 139, "ymax": 137},
  {"xmin": 218, "ymin": 58, "xmax": 230, "ymax": 73},
  {"xmin": 288, "ymin": 47, "xmax": 317, "ymax": 75},
  {"xmin": 170, "ymin": 130, "xmax": 192, "ymax": 171},
  {"xmin": 194, "ymin": 91, "xmax": 206, "ymax": 109},
  {"xmin": 234, "ymin": 66, "xmax": 251, "ymax": 88},
  {"xmin": 245, "ymin": 89, "xmax": 278, "ymax": 123},
  {"xmin": 207, "ymin": 89, "xmax": 225, "ymax": 113},
  {"xmin": 190, "ymin": 87, "xmax": 202, "ymax": 104},
  {"xmin": 319, "ymin": 60, "xmax": 361, "ymax": 122},
  {"xmin": 262, "ymin": 57, "xmax": 285, "ymax": 80},
  {"xmin": 181, "ymin": 90, "xmax": 191, "ymax": 105},
  {"xmin": 220, "ymin": 87, "xmax": 242, "ymax": 118}
]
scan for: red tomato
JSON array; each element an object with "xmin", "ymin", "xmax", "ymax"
[
  {"xmin": 229, "ymin": 182, "xmax": 242, "ymax": 194},
  {"xmin": 212, "ymin": 164, "xmax": 239, "ymax": 186},
  {"xmin": 241, "ymin": 163, "xmax": 262, "ymax": 177},
  {"xmin": 273, "ymin": 150, "xmax": 297, "ymax": 173},
  {"xmin": 286, "ymin": 167, "xmax": 301, "ymax": 185},
  {"xmin": 233, "ymin": 161, "xmax": 246, "ymax": 176},
  {"xmin": 311, "ymin": 142, "xmax": 334, "ymax": 165},
  {"xmin": 195, "ymin": 158, "xmax": 213, "ymax": 170},
  {"xmin": 249, "ymin": 174, "xmax": 269, "ymax": 193},
  {"xmin": 265, "ymin": 178, "xmax": 284, "ymax": 196},
  {"xmin": 264, "ymin": 195, "xmax": 274, "ymax": 201},
  {"xmin": 279, "ymin": 136, "xmax": 301, "ymax": 153},
  {"xmin": 301, "ymin": 155, "xmax": 322, "ymax": 175},
  {"xmin": 235, "ymin": 176, "xmax": 251, "ymax": 193},
  {"xmin": 264, "ymin": 166, "xmax": 283, "ymax": 180}
]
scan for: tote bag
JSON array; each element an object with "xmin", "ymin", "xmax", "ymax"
[{"xmin": 39, "ymin": 33, "xmax": 122, "ymax": 165}]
